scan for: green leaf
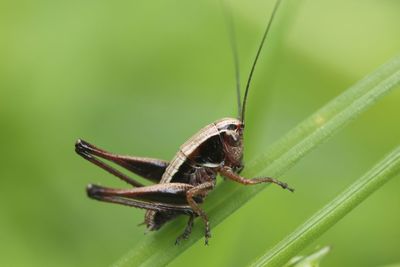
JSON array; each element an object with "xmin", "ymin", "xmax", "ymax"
[
  {"xmin": 283, "ymin": 246, "xmax": 331, "ymax": 267},
  {"xmin": 250, "ymin": 146, "xmax": 400, "ymax": 267},
  {"xmin": 112, "ymin": 56, "xmax": 400, "ymax": 267}
]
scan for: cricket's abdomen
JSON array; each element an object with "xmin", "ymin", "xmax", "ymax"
[{"xmin": 145, "ymin": 210, "xmax": 180, "ymax": 231}]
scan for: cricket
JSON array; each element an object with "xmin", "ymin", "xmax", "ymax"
[{"xmin": 75, "ymin": 0, "xmax": 293, "ymax": 245}]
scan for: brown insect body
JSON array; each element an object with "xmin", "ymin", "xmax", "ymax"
[
  {"xmin": 145, "ymin": 118, "xmax": 243, "ymax": 231},
  {"xmin": 76, "ymin": 0, "xmax": 292, "ymax": 244}
]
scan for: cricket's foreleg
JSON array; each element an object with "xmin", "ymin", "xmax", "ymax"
[
  {"xmin": 175, "ymin": 213, "xmax": 195, "ymax": 245},
  {"xmin": 186, "ymin": 182, "xmax": 214, "ymax": 245},
  {"xmin": 75, "ymin": 139, "xmax": 169, "ymax": 185},
  {"xmin": 219, "ymin": 166, "xmax": 294, "ymax": 192},
  {"xmin": 87, "ymin": 183, "xmax": 194, "ymax": 212}
]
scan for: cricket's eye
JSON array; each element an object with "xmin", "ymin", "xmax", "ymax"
[{"xmin": 227, "ymin": 124, "xmax": 236, "ymax": 130}]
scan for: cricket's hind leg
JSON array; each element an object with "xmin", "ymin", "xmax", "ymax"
[
  {"xmin": 75, "ymin": 139, "xmax": 169, "ymax": 185},
  {"xmin": 86, "ymin": 183, "xmax": 194, "ymax": 212}
]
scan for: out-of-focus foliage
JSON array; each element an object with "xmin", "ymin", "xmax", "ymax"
[{"xmin": 0, "ymin": 0, "xmax": 399, "ymax": 266}]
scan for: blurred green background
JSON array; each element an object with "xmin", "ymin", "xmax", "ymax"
[{"xmin": 1, "ymin": 0, "xmax": 399, "ymax": 266}]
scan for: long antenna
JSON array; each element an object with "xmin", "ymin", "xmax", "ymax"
[
  {"xmin": 241, "ymin": 0, "xmax": 283, "ymax": 123},
  {"xmin": 222, "ymin": 1, "xmax": 242, "ymax": 118}
]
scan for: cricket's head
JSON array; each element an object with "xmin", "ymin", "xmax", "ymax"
[{"xmin": 215, "ymin": 118, "xmax": 244, "ymax": 173}]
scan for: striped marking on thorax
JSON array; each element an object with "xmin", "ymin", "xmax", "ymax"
[
  {"xmin": 160, "ymin": 118, "xmax": 240, "ymax": 184},
  {"xmin": 180, "ymin": 123, "xmax": 220, "ymax": 156},
  {"xmin": 160, "ymin": 150, "xmax": 187, "ymax": 183},
  {"xmin": 161, "ymin": 122, "xmax": 220, "ymax": 184}
]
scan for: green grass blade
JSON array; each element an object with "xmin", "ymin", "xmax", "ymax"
[
  {"xmin": 250, "ymin": 146, "xmax": 400, "ymax": 267},
  {"xmin": 283, "ymin": 246, "xmax": 331, "ymax": 267},
  {"xmin": 112, "ymin": 56, "xmax": 400, "ymax": 267},
  {"xmin": 379, "ymin": 264, "xmax": 400, "ymax": 267}
]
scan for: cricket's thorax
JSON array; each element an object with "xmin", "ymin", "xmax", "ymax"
[
  {"xmin": 146, "ymin": 117, "xmax": 244, "ymax": 230},
  {"xmin": 160, "ymin": 117, "xmax": 243, "ymax": 185}
]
